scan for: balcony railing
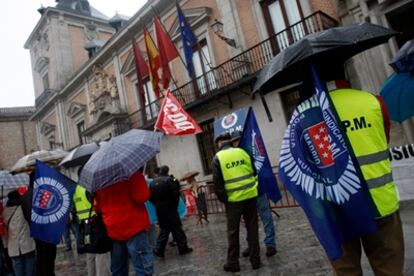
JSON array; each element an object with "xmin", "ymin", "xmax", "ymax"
[{"xmin": 129, "ymin": 11, "xmax": 338, "ymax": 128}]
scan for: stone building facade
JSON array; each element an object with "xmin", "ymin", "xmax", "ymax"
[
  {"xmin": 0, "ymin": 107, "xmax": 37, "ymax": 170},
  {"xmin": 335, "ymin": 0, "xmax": 414, "ymax": 145},
  {"xmin": 27, "ymin": 0, "xmax": 339, "ymax": 181}
]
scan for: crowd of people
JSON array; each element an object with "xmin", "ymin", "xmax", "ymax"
[{"xmin": 0, "ymin": 78, "xmax": 406, "ymax": 276}]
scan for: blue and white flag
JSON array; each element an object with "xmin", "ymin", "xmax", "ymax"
[
  {"xmin": 240, "ymin": 108, "xmax": 281, "ymax": 204},
  {"xmin": 31, "ymin": 160, "xmax": 76, "ymax": 244},
  {"xmin": 176, "ymin": 4, "xmax": 197, "ymax": 78},
  {"xmin": 278, "ymin": 66, "xmax": 377, "ymax": 260},
  {"xmin": 213, "ymin": 107, "xmax": 249, "ymax": 140}
]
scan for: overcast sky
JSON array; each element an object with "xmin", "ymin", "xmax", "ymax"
[{"xmin": 0, "ymin": 0, "xmax": 147, "ymax": 108}]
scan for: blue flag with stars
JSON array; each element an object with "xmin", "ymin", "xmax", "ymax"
[
  {"xmin": 239, "ymin": 108, "xmax": 281, "ymax": 204},
  {"xmin": 176, "ymin": 3, "xmax": 197, "ymax": 78},
  {"xmin": 278, "ymin": 65, "xmax": 377, "ymax": 260},
  {"xmin": 31, "ymin": 160, "xmax": 76, "ymax": 244}
]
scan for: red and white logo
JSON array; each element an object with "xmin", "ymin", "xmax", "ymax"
[
  {"xmin": 155, "ymin": 89, "xmax": 202, "ymax": 136},
  {"xmin": 306, "ymin": 122, "xmax": 334, "ymax": 166}
]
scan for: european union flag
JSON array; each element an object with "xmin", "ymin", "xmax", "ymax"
[
  {"xmin": 278, "ymin": 66, "xmax": 377, "ymax": 260},
  {"xmin": 240, "ymin": 108, "xmax": 281, "ymax": 204},
  {"xmin": 176, "ymin": 4, "xmax": 197, "ymax": 77},
  {"xmin": 31, "ymin": 160, "xmax": 76, "ymax": 244}
]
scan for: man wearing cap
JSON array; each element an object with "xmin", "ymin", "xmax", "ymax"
[
  {"xmin": 212, "ymin": 132, "xmax": 261, "ymax": 272},
  {"xmin": 231, "ymin": 131, "xmax": 277, "ymax": 258}
]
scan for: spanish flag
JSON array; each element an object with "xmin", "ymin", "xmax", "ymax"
[{"xmin": 143, "ymin": 28, "xmax": 161, "ymax": 98}]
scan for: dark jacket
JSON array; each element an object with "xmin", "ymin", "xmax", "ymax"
[
  {"xmin": 212, "ymin": 142, "xmax": 232, "ymax": 203},
  {"xmin": 149, "ymin": 175, "xmax": 180, "ymax": 209},
  {"xmin": 212, "ymin": 142, "xmax": 257, "ymax": 203}
]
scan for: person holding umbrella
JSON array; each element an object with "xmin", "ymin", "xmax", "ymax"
[
  {"xmin": 94, "ymin": 169, "xmax": 153, "ymax": 276},
  {"xmin": 254, "ymin": 22, "xmax": 403, "ymax": 275},
  {"xmin": 325, "ymin": 68, "xmax": 404, "ymax": 275},
  {"xmin": 79, "ymin": 129, "xmax": 163, "ymax": 276}
]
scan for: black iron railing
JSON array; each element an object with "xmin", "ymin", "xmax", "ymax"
[{"xmin": 129, "ymin": 11, "xmax": 338, "ymax": 128}]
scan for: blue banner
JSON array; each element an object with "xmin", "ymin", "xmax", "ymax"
[
  {"xmin": 239, "ymin": 108, "xmax": 281, "ymax": 204},
  {"xmin": 32, "ymin": 160, "xmax": 76, "ymax": 244},
  {"xmin": 213, "ymin": 108, "xmax": 249, "ymax": 140},
  {"xmin": 278, "ymin": 66, "xmax": 377, "ymax": 260},
  {"xmin": 176, "ymin": 4, "xmax": 198, "ymax": 78}
]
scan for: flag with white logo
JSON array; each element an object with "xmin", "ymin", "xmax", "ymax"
[
  {"xmin": 239, "ymin": 108, "xmax": 281, "ymax": 203},
  {"xmin": 155, "ymin": 88, "xmax": 202, "ymax": 135},
  {"xmin": 278, "ymin": 66, "xmax": 377, "ymax": 260},
  {"xmin": 31, "ymin": 160, "xmax": 76, "ymax": 244}
]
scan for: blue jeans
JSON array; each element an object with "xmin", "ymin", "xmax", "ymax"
[
  {"xmin": 256, "ymin": 193, "xmax": 276, "ymax": 248},
  {"xmin": 64, "ymin": 222, "xmax": 81, "ymax": 250},
  {"xmin": 11, "ymin": 251, "xmax": 36, "ymax": 276},
  {"xmin": 146, "ymin": 224, "xmax": 157, "ymax": 250},
  {"xmin": 111, "ymin": 231, "xmax": 153, "ymax": 276}
]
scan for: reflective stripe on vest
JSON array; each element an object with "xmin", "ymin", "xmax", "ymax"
[
  {"xmin": 73, "ymin": 185, "xmax": 95, "ymax": 221},
  {"xmin": 331, "ymin": 89, "xmax": 399, "ymax": 217},
  {"xmin": 216, "ymin": 147, "xmax": 258, "ymax": 202}
]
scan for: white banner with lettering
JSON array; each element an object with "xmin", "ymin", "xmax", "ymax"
[{"xmin": 389, "ymin": 144, "xmax": 414, "ymax": 201}]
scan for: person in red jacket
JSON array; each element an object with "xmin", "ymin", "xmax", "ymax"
[{"xmin": 95, "ymin": 169, "xmax": 153, "ymax": 276}]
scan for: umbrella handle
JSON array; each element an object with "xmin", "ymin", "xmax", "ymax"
[{"xmin": 260, "ymin": 93, "xmax": 273, "ymax": 122}]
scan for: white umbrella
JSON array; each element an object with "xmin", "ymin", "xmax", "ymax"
[{"xmin": 11, "ymin": 149, "xmax": 68, "ymax": 174}]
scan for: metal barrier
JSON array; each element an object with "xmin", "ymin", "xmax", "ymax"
[{"xmin": 183, "ymin": 179, "xmax": 299, "ymax": 218}]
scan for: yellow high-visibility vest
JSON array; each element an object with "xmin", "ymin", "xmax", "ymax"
[
  {"xmin": 331, "ymin": 88, "xmax": 399, "ymax": 217},
  {"xmin": 73, "ymin": 185, "xmax": 95, "ymax": 221},
  {"xmin": 216, "ymin": 147, "xmax": 258, "ymax": 202}
]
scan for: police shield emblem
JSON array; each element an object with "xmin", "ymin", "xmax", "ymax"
[{"xmin": 31, "ymin": 160, "xmax": 76, "ymax": 244}]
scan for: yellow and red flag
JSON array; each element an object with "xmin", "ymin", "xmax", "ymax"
[{"xmin": 143, "ymin": 28, "xmax": 161, "ymax": 98}]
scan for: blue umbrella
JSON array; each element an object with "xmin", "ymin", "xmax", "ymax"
[
  {"xmin": 79, "ymin": 129, "xmax": 163, "ymax": 192},
  {"xmin": 380, "ymin": 73, "xmax": 414, "ymax": 122}
]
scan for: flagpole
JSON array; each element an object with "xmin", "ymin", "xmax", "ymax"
[
  {"xmin": 131, "ymin": 37, "xmax": 149, "ymax": 126},
  {"xmin": 150, "ymin": 5, "xmax": 198, "ymax": 100},
  {"xmin": 150, "ymin": 5, "xmax": 188, "ymax": 73}
]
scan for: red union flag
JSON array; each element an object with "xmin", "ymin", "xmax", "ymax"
[
  {"xmin": 155, "ymin": 89, "xmax": 202, "ymax": 135},
  {"xmin": 306, "ymin": 121, "xmax": 334, "ymax": 166}
]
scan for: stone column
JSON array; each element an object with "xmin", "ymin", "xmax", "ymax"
[
  {"xmin": 56, "ymin": 100, "xmax": 70, "ymax": 149},
  {"xmin": 112, "ymin": 52, "xmax": 127, "ymax": 112}
]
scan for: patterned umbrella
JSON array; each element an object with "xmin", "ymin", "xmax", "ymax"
[
  {"xmin": 0, "ymin": 170, "xmax": 29, "ymax": 188},
  {"xmin": 11, "ymin": 149, "xmax": 68, "ymax": 174},
  {"xmin": 80, "ymin": 129, "xmax": 163, "ymax": 192}
]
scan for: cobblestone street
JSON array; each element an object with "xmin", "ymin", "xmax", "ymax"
[{"xmin": 55, "ymin": 201, "xmax": 413, "ymax": 275}]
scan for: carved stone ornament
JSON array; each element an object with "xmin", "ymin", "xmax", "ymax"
[
  {"xmin": 85, "ymin": 23, "xmax": 98, "ymax": 41},
  {"xmin": 108, "ymin": 75, "xmax": 118, "ymax": 98},
  {"xmin": 88, "ymin": 64, "xmax": 121, "ymax": 121},
  {"xmin": 91, "ymin": 64, "xmax": 108, "ymax": 98},
  {"xmin": 67, "ymin": 102, "xmax": 86, "ymax": 118},
  {"xmin": 40, "ymin": 122, "xmax": 55, "ymax": 136}
]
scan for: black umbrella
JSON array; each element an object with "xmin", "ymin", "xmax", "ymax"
[
  {"xmin": 59, "ymin": 141, "xmax": 106, "ymax": 168},
  {"xmin": 253, "ymin": 22, "xmax": 397, "ymax": 95}
]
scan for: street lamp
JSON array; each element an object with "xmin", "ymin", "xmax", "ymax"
[{"xmin": 210, "ymin": 19, "xmax": 237, "ymax": 48}]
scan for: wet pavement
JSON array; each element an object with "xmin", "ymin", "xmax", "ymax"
[{"xmin": 55, "ymin": 201, "xmax": 413, "ymax": 275}]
